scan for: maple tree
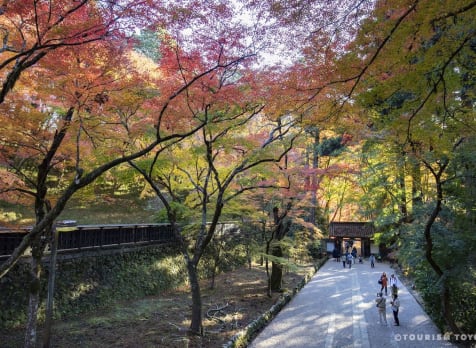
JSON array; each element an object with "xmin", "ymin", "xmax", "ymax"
[
  {"xmin": 0, "ymin": 0, "xmax": 297, "ymax": 342},
  {"xmin": 130, "ymin": 59, "xmax": 301, "ymax": 333},
  {"xmin": 251, "ymin": 0, "xmax": 476, "ymax": 335},
  {"xmin": 0, "ymin": 36, "xmax": 161, "ymax": 348},
  {"xmin": 0, "ymin": 0, "xmax": 474, "ymax": 343},
  {"xmin": 346, "ymin": 0, "xmax": 476, "ymax": 335},
  {"xmin": 0, "ymin": 1, "xmax": 265, "ymax": 345},
  {"xmin": 0, "ymin": 0, "xmax": 161, "ymax": 105},
  {"xmin": 240, "ymin": 0, "xmax": 374, "ymax": 231}
]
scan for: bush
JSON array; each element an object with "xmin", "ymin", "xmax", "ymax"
[{"xmin": 307, "ymin": 241, "xmax": 323, "ymax": 260}]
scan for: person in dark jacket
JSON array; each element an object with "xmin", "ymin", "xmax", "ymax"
[
  {"xmin": 369, "ymin": 254, "xmax": 375, "ymax": 268},
  {"xmin": 391, "ymin": 294, "xmax": 400, "ymax": 326}
]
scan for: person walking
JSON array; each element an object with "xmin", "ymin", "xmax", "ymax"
[
  {"xmin": 369, "ymin": 254, "xmax": 375, "ymax": 268},
  {"xmin": 341, "ymin": 254, "xmax": 346, "ymax": 268},
  {"xmin": 375, "ymin": 292, "xmax": 387, "ymax": 325},
  {"xmin": 332, "ymin": 248, "xmax": 339, "ymax": 262},
  {"xmin": 347, "ymin": 253, "xmax": 353, "ymax": 269},
  {"xmin": 391, "ymin": 294, "xmax": 400, "ymax": 326},
  {"xmin": 379, "ymin": 272, "xmax": 388, "ymax": 296},
  {"xmin": 351, "ymin": 247, "xmax": 357, "ymax": 264},
  {"xmin": 389, "ymin": 273, "xmax": 399, "ymax": 297}
]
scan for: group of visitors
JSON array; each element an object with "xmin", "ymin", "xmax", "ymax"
[
  {"xmin": 340, "ymin": 252, "xmax": 353, "ymax": 268},
  {"xmin": 335, "ymin": 248, "xmax": 402, "ymax": 327},
  {"xmin": 334, "ymin": 248, "xmax": 401, "ymax": 326},
  {"xmin": 338, "ymin": 246, "xmax": 362, "ymax": 269},
  {"xmin": 375, "ymin": 272, "xmax": 400, "ymax": 326}
]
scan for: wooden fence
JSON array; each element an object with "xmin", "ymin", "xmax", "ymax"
[{"xmin": 0, "ymin": 223, "xmax": 176, "ymax": 257}]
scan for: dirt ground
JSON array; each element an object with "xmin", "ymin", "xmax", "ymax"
[{"xmin": 1, "ymin": 263, "xmax": 315, "ymax": 348}]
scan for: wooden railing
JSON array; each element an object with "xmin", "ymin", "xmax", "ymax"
[
  {"xmin": 0, "ymin": 229, "xmax": 27, "ymax": 257},
  {"xmin": 0, "ymin": 223, "xmax": 176, "ymax": 256}
]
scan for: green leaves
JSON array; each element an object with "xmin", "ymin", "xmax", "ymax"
[
  {"xmin": 133, "ymin": 29, "xmax": 162, "ymax": 62},
  {"xmin": 317, "ymin": 135, "xmax": 346, "ymax": 157}
]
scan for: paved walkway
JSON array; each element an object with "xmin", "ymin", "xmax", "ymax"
[{"xmin": 249, "ymin": 259, "xmax": 455, "ymax": 348}]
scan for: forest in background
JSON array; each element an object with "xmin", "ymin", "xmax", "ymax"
[{"xmin": 0, "ymin": 1, "xmax": 475, "ymax": 346}]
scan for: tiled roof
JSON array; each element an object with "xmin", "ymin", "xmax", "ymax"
[{"xmin": 329, "ymin": 222, "xmax": 374, "ymax": 238}]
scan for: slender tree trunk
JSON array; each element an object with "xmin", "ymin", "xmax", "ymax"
[
  {"xmin": 170, "ymin": 220, "xmax": 204, "ymax": 335},
  {"xmin": 423, "ymin": 162, "xmax": 461, "ymax": 334},
  {"xmin": 25, "ymin": 180, "xmax": 48, "ymax": 347},
  {"xmin": 187, "ymin": 260, "xmax": 203, "ymax": 335},
  {"xmin": 260, "ymin": 220, "xmax": 266, "ymax": 266},
  {"xmin": 463, "ymin": 154, "xmax": 476, "ymax": 226},
  {"xmin": 410, "ymin": 156, "xmax": 423, "ymax": 206},
  {"xmin": 265, "ymin": 239, "xmax": 272, "ymax": 298},
  {"xmin": 270, "ymin": 244, "xmax": 283, "ymax": 291},
  {"xmin": 246, "ymin": 230, "xmax": 252, "ymax": 269},
  {"xmin": 241, "ymin": 218, "xmax": 253, "ymax": 269},
  {"xmin": 308, "ymin": 127, "xmax": 319, "ymax": 228},
  {"xmin": 24, "ymin": 106, "xmax": 74, "ymax": 347},
  {"xmin": 209, "ymin": 251, "xmax": 219, "ymax": 290},
  {"xmin": 397, "ymin": 151, "xmax": 409, "ymax": 222},
  {"xmin": 24, "ymin": 239, "xmax": 43, "ymax": 348},
  {"xmin": 269, "ymin": 205, "xmax": 292, "ymax": 292}
]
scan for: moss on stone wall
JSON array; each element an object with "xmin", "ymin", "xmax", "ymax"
[
  {"xmin": 0, "ymin": 241, "xmax": 249, "ymax": 329},
  {"xmin": 0, "ymin": 244, "xmax": 187, "ymax": 328}
]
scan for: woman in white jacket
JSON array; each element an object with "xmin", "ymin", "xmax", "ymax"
[{"xmin": 389, "ymin": 274, "xmax": 399, "ymax": 296}]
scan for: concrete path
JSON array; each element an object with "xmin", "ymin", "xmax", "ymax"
[{"xmin": 248, "ymin": 259, "xmax": 455, "ymax": 348}]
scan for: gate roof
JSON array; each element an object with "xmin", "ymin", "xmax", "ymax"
[{"xmin": 329, "ymin": 222, "xmax": 374, "ymax": 238}]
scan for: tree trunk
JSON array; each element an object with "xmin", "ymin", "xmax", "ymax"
[
  {"xmin": 268, "ymin": 205, "xmax": 292, "ymax": 292},
  {"xmin": 187, "ymin": 260, "xmax": 203, "ymax": 335},
  {"xmin": 307, "ymin": 127, "xmax": 320, "ymax": 228},
  {"xmin": 441, "ymin": 284, "xmax": 460, "ymax": 334},
  {"xmin": 462, "ymin": 150, "xmax": 476, "ymax": 226},
  {"xmin": 264, "ymin": 239, "xmax": 272, "ymax": 297},
  {"xmin": 209, "ymin": 254, "xmax": 218, "ymax": 290},
  {"xmin": 397, "ymin": 151, "xmax": 409, "ymax": 222},
  {"xmin": 247, "ymin": 244, "xmax": 252, "ymax": 269},
  {"xmin": 169, "ymin": 219, "xmax": 204, "ymax": 336},
  {"xmin": 423, "ymin": 162, "xmax": 461, "ymax": 334},
  {"xmin": 410, "ymin": 156, "xmax": 423, "ymax": 206},
  {"xmin": 24, "ymin": 241, "xmax": 43, "ymax": 348},
  {"xmin": 259, "ymin": 220, "xmax": 266, "ymax": 266},
  {"xmin": 270, "ymin": 244, "xmax": 283, "ymax": 291},
  {"xmin": 24, "ymin": 106, "xmax": 74, "ymax": 347}
]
